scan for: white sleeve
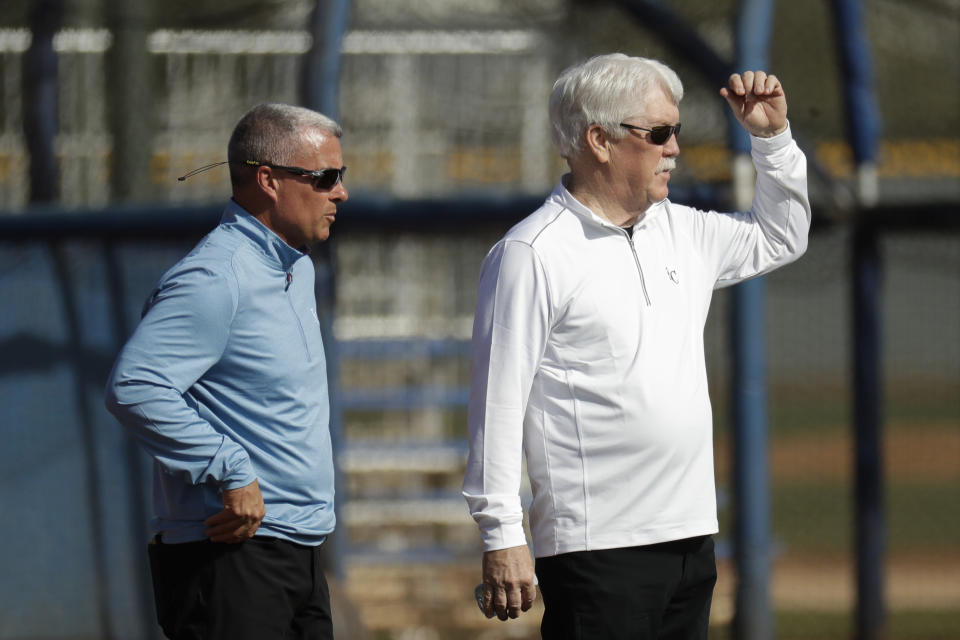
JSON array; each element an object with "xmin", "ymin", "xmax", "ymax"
[
  {"xmin": 689, "ymin": 124, "xmax": 812, "ymax": 288},
  {"xmin": 462, "ymin": 239, "xmax": 551, "ymax": 552}
]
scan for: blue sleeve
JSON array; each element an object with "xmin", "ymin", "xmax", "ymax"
[{"xmin": 104, "ymin": 260, "xmax": 256, "ymax": 490}]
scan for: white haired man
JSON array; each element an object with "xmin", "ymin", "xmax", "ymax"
[
  {"xmin": 463, "ymin": 54, "xmax": 810, "ymax": 638},
  {"xmin": 106, "ymin": 103, "xmax": 348, "ymax": 639}
]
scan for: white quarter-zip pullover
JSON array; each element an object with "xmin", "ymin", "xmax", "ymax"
[{"xmin": 463, "ymin": 127, "xmax": 810, "ymax": 557}]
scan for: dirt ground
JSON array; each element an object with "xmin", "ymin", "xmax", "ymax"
[{"xmin": 713, "ymin": 421, "xmax": 960, "ymax": 482}]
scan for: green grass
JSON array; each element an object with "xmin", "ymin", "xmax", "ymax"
[
  {"xmin": 711, "ymin": 379, "xmax": 959, "ymax": 435},
  {"xmin": 716, "ymin": 481, "xmax": 960, "ymax": 556},
  {"xmin": 805, "ymin": 482, "xmax": 954, "ymax": 555}
]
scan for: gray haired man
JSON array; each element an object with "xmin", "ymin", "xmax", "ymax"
[
  {"xmin": 464, "ymin": 54, "xmax": 810, "ymax": 638},
  {"xmin": 106, "ymin": 103, "xmax": 347, "ymax": 639}
]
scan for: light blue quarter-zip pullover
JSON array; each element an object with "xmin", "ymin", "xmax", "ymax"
[{"xmin": 105, "ymin": 200, "xmax": 335, "ymax": 545}]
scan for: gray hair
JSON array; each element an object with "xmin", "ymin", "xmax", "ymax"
[
  {"xmin": 227, "ymin": 103, "xmax": 342, "ymax": 186},
  {"xmin": 549, "ymin": 53, "xmax": 684, "ymax": 159}
]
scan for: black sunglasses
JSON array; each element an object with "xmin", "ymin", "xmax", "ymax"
[
  {"xmin": 619, "ymin": 122, "xmax": 681, "ymax": 145},
  {"xmin": 244, "ymin": 160, "xmax": 347, "ymax": 190},
  {"xmin": 178, "ymin": 160, "xmax": 346, "ymax": 190}
]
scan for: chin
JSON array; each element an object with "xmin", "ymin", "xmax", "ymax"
[{"xmin": 647, "ymin": 188, "xmax": 669, "ymax": 205}]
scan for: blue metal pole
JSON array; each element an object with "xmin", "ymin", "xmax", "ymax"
[
  {"xmin": 830, "ymin": 0, "xmax": 881, "ymax": 167},
  {"xmin": 730, "ymin": 0, "xmax": 776, "ymax": 154},
  {"xmin": 103, "ymin": 242, "xmax": 158, "ymax": 639},
  {"xmin": 730, "ymin": 1, "xmax": 775, "ymax": 639},
  {"xmin": 22, "ymin": 0, "xmax": 61, "ymax": 204},
  {"xmin": 50, "ymin": 243, "xmax": 115, "ymax": 639},
  {"xmin": 730, "ymin": 278, "xmax": 770, "ymax": 639},
  {"xmin": 831, "ymin": 1, "xmax": 885, "ymax": 637},
  {"xmin": 851, "ymin": 223, "xmax": 885, "ymax": 640},
  {"xmin": 302, "ymin": 0, "xmax": 352, "ymax": 581},
  {"xmin": 303, "ymin": 0, "xmax": 351, "ymax": 120}
]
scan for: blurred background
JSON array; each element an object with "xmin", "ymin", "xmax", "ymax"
[{"xmin": 0, "ymin": 0, "xmax": 957, "ymax": 639}]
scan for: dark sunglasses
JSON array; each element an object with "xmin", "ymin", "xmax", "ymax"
[
  {"xmin": 619, "ymin": 122, "xmax": 681, "ymax": 145},
  {"xmin": 244, "ymin": 160, "xmax": 347, "ymax": 190},
  {"xmin": 178, "ymin": 160, "xmax": 346, "ymax": 190}
]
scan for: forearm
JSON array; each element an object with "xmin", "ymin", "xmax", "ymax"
[
  {"xmin": 463, "ymin": 240, "xmax": 550, "ymax": 550},
  {"xmin": 105, "ymin": 261, "xmax": 250, "ymax": 486},
  {"xmin": 749, "ymin": 124, "xmax": 812, "ymax": 260},
  {"xmin": 463, "ymin": 370, "xmax": 528, "ymax": 551},
  {"xmin": 462, "ymin": 477, "xmax": 528, "ymax": 551},
  {"xmin": 710, "ymin": 126, "xmax": 811, "ymax": 286},
  {"xmin": 105, "ymin": 377, "xmax": 255, "ymax": 488}
]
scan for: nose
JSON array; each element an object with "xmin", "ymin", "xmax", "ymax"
[
  {"xmin": 663, "ymin": 132, "xmax": 680, "ymax": 156},
  {"xmin": 332, "ymin": 181, "xmax": 348, "ymax": 202}
]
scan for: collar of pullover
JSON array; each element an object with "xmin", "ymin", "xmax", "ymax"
[
  {"xmin": 548, "ymin": 175, "xmax": 665, "ymax": 233},
  {"xmin": 222, "ymin": 199, "xmax": 307, "ymax": 272}
]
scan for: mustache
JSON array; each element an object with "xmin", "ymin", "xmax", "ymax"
[{"xmin": 655, "ymin": 158, "xmax": 677, "ymax": 174}]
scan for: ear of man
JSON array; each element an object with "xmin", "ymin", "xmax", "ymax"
[
  {"xmin": 584, "ymin": 124, "xmax": 613, "ymax": 164},
  {"xmin": 254, "ymin": 166, "xmax": 280, "ymax": 204}
]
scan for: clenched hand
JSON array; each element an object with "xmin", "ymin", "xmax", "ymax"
[
  {"xmin": 720, "ymin": 70, "xmax": 789, "ymax": 138},
  {"xmin": 204, "ymin": 479, "xmax": 266, "ymax": 543},
  {"xmin": 481, "ymin": 545, "xmax": 537, "ymax": 621}
]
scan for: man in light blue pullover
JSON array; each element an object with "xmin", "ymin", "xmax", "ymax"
[{"xmin": 105, "ymin": 103, "xmax": 348, "ymax": 639}]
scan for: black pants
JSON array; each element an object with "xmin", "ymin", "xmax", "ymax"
[
  {"xmin": 147, "ymin": 535, "xmax": 333, "ymax": 640},
  {"xmin": 536, "ymin": 535, "xmax": 717, "ymax": 640}
]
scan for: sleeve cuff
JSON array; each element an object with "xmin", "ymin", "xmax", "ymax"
[
  {"xmin": 480, "ymin": 522, "xmax": 529, "ymax": 552},
  {"xmin": 205, "ymin": 437, "xmax": 255, "ymax": 489},
  {"xmin": 222, "ymin": 472, "xmax": 258, "ymax": 491},
  {"xmin": 750, "ymin": 121, "xmax": 793, "ymax": 153}
]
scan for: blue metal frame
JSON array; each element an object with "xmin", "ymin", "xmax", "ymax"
[
  {"xmin": 851, "ymin": 222, "xmax": 886, "ymax": 640},
  {"xmin": 49, "ymin": 242, "xmax": 117, "ymax": 639},
  {"xmin": 832, "ymin": 0, "xmax": 886, "ymax": 637},
  {"xmin": 22, "ymin": 0, "xmax": 61, "ymax": 204},
  {"xmin": 831, "ymin": 0, "xmax": 882, "ymax": 166},
  {"xmin": 730, "ymin": 2, "xmax": 775, "ymax": 639},
  {"xmin": 302, "ymin": 0, "xmax": 353, "ymax": 580}
]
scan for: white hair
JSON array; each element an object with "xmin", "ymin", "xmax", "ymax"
[
  {"xmin": 549, "ymin": 53, "xmax": 684, "ymax": 159},
  {"xmin": 227, "ymin": 103, "xmax": 342, "ymax": 186}
]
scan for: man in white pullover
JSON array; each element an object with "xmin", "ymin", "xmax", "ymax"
[{"xmin": 463, "ymin": 54, "xmax": 810, "ymax": 639}]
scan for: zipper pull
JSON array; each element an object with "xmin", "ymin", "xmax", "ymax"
[{"xmin": 285, "ymin": 271, "xmax": 293, "ymax": 291}]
